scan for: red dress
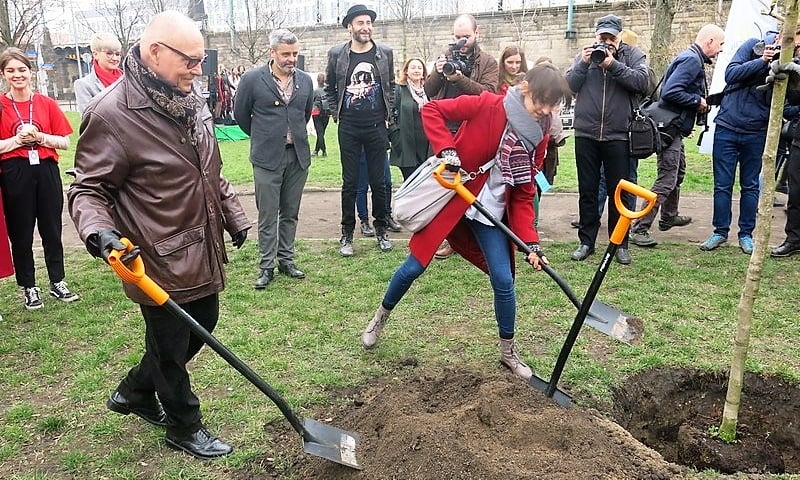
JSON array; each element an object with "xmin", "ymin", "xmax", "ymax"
[
  {"xmin": 411, "ymin": 91, "xmax": 548, "ymax": 274},
  {"xmin": 0, "ymin": 189, "xmax": 13, "ymax": 278}
]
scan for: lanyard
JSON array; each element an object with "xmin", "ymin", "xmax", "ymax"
[{"xmin": 10, "ymin": 93, "xmax": 34, "ymax": 127}]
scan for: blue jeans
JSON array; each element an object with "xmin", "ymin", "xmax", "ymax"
[
  {"xmin": 711, "ymin": 125, "xmax": 765, "ymax": 239},
  {"xmin": 357, "ymin": 149, "xmax": 392, "ymax": 221},
  {"xmin": 382, "ymin": 219, "xmax": 517, "ymax": 339}
]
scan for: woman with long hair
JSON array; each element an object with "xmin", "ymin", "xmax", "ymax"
[
  {"xmin": 389, "ymin": 58, "xmax": 432, "ymax": 180},
  {"xmin": 361, "ymin": 64, "xmax": 571, "ymax": 381},
  {"xmin": 0, "ymin": 47, "xmax": 77, "ymax": 310},
  {"xmin": 498, "ymin": 45, "xmax": 528, "ymax": 96}
]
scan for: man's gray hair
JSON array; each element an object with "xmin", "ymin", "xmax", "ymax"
[{"xmin": 269, "ymin": 29, "xmax": 298, "ymax": 49}]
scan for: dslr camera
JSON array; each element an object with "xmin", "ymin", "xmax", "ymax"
[
  {"xmin": 443, "ymin": 38, "xmax": 473, "ymax": 77},
  {"xmin": 590, "ymin": 43, "xmax": 610, "ymax": 63},
  {"xmin": 753, "ymin": 41, "xmax": 780, "ymax": 61}
]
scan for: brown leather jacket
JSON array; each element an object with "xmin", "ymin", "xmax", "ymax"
[
  {"xmin": 424, "ymin": 44, "xmax": 499, "ymax": 100},
  {"xmin": 68, "ymin": 76, "xmax": 250, "ymax": 305}
]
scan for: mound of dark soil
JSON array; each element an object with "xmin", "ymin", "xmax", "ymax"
[{"xmin": 277, "ymin": 368, "xmax": 684, "ymax": 479}]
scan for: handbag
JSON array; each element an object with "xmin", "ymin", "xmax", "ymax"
[
  {"xmin": 394, "ymin": 155, "xmax": 497, "ymax": 233},
  {"xmin": 629, "ymin": 106, "xmax": 662, "ymax": 159}
]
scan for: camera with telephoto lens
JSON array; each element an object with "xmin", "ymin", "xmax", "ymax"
[
  {"xmin": 590, "ymin": 43, "xmax": 610, "ymax": 63},
  {"xmin": 442, "ymin": 38, "xmax": 473, "ymax": 77}
]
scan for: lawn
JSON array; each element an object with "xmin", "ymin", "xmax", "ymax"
[{"xmin": 2, "ymin": 112, "xmax": 794, "ymax": 479}]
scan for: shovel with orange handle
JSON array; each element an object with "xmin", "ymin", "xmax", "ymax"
[{"xmin": 107, "ymin": 238, "xmax": 362, "ymax": 469}]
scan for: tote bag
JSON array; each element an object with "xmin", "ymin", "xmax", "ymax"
[{"xmin": 393, "ymin": 156, "xmax": 457, "ymax": 233}]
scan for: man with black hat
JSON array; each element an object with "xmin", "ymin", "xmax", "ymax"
[
  {"xmin": 565, "ymin": 13, "xmax": 650, "ymax": 265},
  {"xmin": 324, "ymin": 4, "xmax": 395, "ymax": 257}
]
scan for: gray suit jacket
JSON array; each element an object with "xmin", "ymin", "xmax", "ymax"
[
  {"xmin": 73, "ymin": 72, "xmax": 105, "ymax": 115},
  {"xmin": 234, "ymin": 65, "xmax": 314, "ymax": 171}
]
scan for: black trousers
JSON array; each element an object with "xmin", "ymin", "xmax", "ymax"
[
  {"xmin": 312, "ymin": 114, "xmax": 329, "ymax": 154},
  {"xmin": 338, "ymin": 121, "xmax": 389, "ymax": 233},
  {"xmin": 0, "ymin": 157, "xmax": 65, "ymax": 288},
  {"xmin": 574, "ymin": 138, "xmax": 632, "ymax": 248},
  {"xmin": 785, "ymin": 144, "xmax": 800, "ymax": 244},
  {"xmin": 117, "ymin": 294, "xmax": 219, "ymax": 437}
]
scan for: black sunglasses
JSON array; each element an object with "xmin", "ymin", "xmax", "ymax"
[{"xmin": 156, "ymin": 41, "xmax": 207, "ymax": 69}]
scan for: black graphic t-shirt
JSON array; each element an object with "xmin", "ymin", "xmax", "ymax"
[{"xmin": 340, "ymin": 46, "xmax": 385, "ymax": 127}]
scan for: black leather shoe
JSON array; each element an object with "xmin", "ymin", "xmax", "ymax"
[
  {"xmin": 386, "ymin": 216, "xmax": 403, "ymax": 232},
  {"xmin": 165, "ymin": 427, "xmax": 233, "ymax": 460},
  {"xmin": 254, "ymin": 269, "xmax": 274, "ymax": 289},
  {"xmin": 615, "ymin": 248, "xmax": 632, "ymax": 265},
  {"xmin": 570, "ymin": 244, "xmax": 594, "ymax": 261},
  {"xmin": 107, "ymin": 390, "xmax": 169, "ymax": 427},
  {"xmin": 771, "ymin": 241, "xmax": 800, "ymax": 257},
  {"xmin": 570, "ymin": 219, "xmax": 580, "ymax": 228},
  {"xmin": 360, "ymin": 221, "xmax": 375, "ymax": 237},
  {"xmin": 278, "ymin": 263, "xmax": 306, "ymax": 279}
]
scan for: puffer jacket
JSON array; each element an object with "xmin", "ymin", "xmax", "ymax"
[
  {"xmin": 324, "ymin": 40, "xmax": 394, "ymax": 122},
  {"xmin": 565, "ymin": 43, "xmax": 650, "ymax": 141},
  {"xmin": 68, "ymin": 73, "xmax": 250, "ymax": 305}
]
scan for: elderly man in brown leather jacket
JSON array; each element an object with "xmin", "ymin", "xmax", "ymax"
[{"xmin": 68, "ymin": 11, "xmax": 250, "ymax": 461}]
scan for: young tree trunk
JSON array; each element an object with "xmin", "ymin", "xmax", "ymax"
[
  {"xmin": 649, "ymin": 0, "xmax": 676, "ymax": 77},
  {"xmin": 718, "ymin": 0, "xmax": 799, "ymax": 442}
]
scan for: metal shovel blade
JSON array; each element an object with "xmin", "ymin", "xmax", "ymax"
[
  {"xmin": 529, "ymin": 375, "xmax": 573, "ymax": 408},
  {"xmin": 584, "ymin": 300, "xmax": 644, "ymax": 344},
  {"xmin": 302, "ymin": 418, "xmax": 362, "ymax": 469}
]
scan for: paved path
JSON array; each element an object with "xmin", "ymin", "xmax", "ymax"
[{"xmin": 58, "ymin": 187, "xmax": 791, "ymax": 249}]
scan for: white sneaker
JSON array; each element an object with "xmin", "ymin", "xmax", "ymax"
[{"xmin": 50, "ymin": 281, "xmax": 79, "ymax": 302}]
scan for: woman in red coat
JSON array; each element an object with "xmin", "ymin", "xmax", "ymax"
[{"xmin": 361, "ymin": 64, "xmax": 570, "ymax": 380}]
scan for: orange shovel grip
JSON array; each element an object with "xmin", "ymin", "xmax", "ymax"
[
  {"xmin": 611, "ymin": 180, "xmax": 658, "ymax": 245},
  {"xmin": 433, "ymin": 163, "xmax": 475, "ymax": 204},
  {"xmin": 107, "ymin": 238, "xmax": 170, "ymax": 305}
]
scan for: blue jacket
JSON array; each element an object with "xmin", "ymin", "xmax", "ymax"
[
  {"xmin": 715, "ymin": 38, "xmax": 772, "ymax": 134},
  {"xmin": 659, "ymin": 44, "xmax": 711, "ymax": 135}
]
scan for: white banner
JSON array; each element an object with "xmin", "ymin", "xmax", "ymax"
[{"xmin": 698, "ymin": 0, "xmax": 778, "ymax": 153}]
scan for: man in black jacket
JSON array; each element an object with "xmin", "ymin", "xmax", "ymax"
[
  {"xmin": 324, "ymin": 4, "xmax": 395, "ymax": 257},
  {"xmin": 630, "ymin": 24, "xmax": 725, "ymax": 248},
  {"xmin": 565, "ymin": 14, "xmax": 650, "ymax": 265}
]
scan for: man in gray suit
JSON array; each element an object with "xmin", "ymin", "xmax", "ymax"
[{"xmin": 234, "ymin": 29, "xmax": 314, "ymax": 289}]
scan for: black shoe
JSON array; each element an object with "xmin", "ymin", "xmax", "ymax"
[
  {"xmin": 658, "ymin": 215, "xmax": 692, "ymax": 231},
  {"xmin": 570, "ymin": 219, "xmax": 580, "ymax": 228},
  {"xmin": 165, "ymin": 427, "xmax": 233, "ymax": 460},
  {"xmin": 254, "ymin": 269, "xmax": 274, "ymax": 289},
  {"xmin": 278, "ymin": 263, "xmax": 305, "ymax": 279},
  {"xmin": 360, "ymin": 221, "xmax": 375, "ymax": 237},
  {"xmin": 771, "ymin": 241, "xmax": 800, "ymax": 257},
  {"xmin": 107, "ymin": 391, "xmax": 169, "ymax": 427},
  {"xmin": 386, "ymin": 216, "xmax": 403, "ymax": 232},
  {"xmin": 615, "ymin": 248, "xmax": 632, "ymax": 265},
  {"xmin": 570, "ymin": 244, "xmax": 595, "ymax": 261}
]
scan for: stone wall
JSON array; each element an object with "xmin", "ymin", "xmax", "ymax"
[{"xmin": 210, "ymin": 0, "xmax": 729, "ymax": 76}]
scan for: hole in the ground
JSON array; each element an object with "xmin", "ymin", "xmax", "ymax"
[{"xmin": 612, "ymin": 367, "xmax": 800, "ymax": 475}]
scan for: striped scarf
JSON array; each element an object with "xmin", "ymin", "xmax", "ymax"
[{"xmin": 497, "ymin": 128, "xmax": 533, "ymax": 186}]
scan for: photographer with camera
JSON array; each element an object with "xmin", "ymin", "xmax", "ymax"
[
  {"xmin": 426, "ymin": 14, "xmax": 499, "ymax": 260},
  {"xmin": 565, "ymin": 14, "xmax": 650, "ymax": 265},
  {"xmin": 629, "ymin": 24, "xmax": 725, "ymax": 249},
  {"xmin": 699, "ymin": 30, "xmax": 780, "ymax": 254}
]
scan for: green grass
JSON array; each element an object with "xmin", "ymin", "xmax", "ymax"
[
  {"xmin": 59, "ymin": 111, "xmax": 716, "ymax": 193},
  {"xmin": 1, "ymin": 239, "xmax": 799, "ymax": 478}
]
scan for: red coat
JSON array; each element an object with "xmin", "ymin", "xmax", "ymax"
[
  {"xmin": 411, "ymin": 91, "xmax": 547, "ymax": 274},
  {"xmin": 0, "ymin": 189, "xmax": 13, "ymax": 278}
]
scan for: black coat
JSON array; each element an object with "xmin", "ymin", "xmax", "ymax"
[{"xmin": 389, "ymin": 83, "xmax": 431, "ymax": 170}]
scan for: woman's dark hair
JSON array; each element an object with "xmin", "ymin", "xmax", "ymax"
[
  {"xmin": 523, "ymin": 63, "xmax": 570, "ymax": 106},
  {"xmin": 0, "ymin": 47, "xmax": 32, "ymax": 71}
]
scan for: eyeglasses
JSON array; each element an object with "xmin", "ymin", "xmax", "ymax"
[
  {"xmin": 101, "ymin": 50, "xmax": 122, "ymax": 57},
  {"xmin": 156, "ymin": 41, "xmax": 206, "ymax": 69}
]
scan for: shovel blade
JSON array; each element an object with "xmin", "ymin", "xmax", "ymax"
[
  {"xmin": 302, "ymin": 417, "xmax": 362, "ymax": 470},
  {"xmin": 584, "ymin": 300, "xmax": 644, "ymax": 344},
  {"xmin": 529, "ymin": 375, "xmax": 573, "ymax": 408}
]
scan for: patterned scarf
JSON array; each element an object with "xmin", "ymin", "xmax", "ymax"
[
  {"xmin": 406, "ymin": 81, "xmax": 428, "ymax": 109},
  {"xmin": 124, "ymin": 45, "xmax": 200, "ymax": 143},
  {"xmin": 93, "ymin": 60, "xmax": 123, "ymax": 87},
  {"xmin": 497, "ymin": 86, "xmax": 545, "ymax": 186}
]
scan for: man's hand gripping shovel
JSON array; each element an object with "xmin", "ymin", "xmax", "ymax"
[
  {"xmin": 432, "ymin": 163, "xmax": 646, "ymax": 345},
  {"xmin": 434, "ymin": 165, "xmax": 656, "ymax": 407},
  {"xmin": 106, "ymin": 239, "xmax": 362, "ymax": 469}
]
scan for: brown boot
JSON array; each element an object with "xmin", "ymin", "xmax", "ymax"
[
  {"xmin": 499, "ymin": 338, "xmax": 532, "ymax": 380},
  {"xmin": 361, "ymin": 305, "xmax": 391, "ymax": 349}
]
